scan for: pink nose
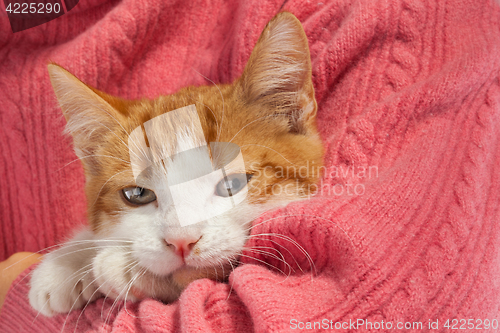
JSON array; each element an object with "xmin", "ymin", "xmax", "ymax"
[{"xmin": 164, "ymin": 236, "xmax": 202, "ymax": 258}]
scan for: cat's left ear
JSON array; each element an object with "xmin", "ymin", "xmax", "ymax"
[
  {"xmin": 240, "ymin": 12, "xmax": 316, "ymax": 135},
  {"xmin": 48, "ymin": 64, "xmax": 126, "ymax": 174}
]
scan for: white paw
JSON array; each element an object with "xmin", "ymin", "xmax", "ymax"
[
  {"xmin": 92, "ymin": 248, "xmax": 140, "ymax": 302},
  {"xmin": 93, "ymin": 247, "xmax": 191, "ymax": 303},
  {"xmin": 29, "ymin": 230, "xmax": 101, "ymax": 316}
]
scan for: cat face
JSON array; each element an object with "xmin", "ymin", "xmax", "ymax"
[{"xmin": 48, "ymin": 12, "xmax": 323, "ymax": 290}]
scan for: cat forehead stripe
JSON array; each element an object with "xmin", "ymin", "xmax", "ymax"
[{"xmin": 128, "ymin": 104, "xmax": 206, "ymax": 180}]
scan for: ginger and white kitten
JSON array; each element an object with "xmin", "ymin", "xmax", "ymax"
[{"xmin": 29, "ymin": 12, "xmax": 323, "ymax": 316}]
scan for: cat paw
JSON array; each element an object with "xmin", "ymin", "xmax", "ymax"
[
  {"xmin": 29, "ymin": 252, "xmax": 100, "ymax": 316},
  {"xmin": 28, "ymin": 229, "xmax": 100, "ymax": 316},
  {"xmin": 92, "ymin": 248, "xmax": 140, "ymax": 302}
]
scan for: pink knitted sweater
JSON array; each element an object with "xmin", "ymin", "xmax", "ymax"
[{"xmin": 1, "ymin": 0, "xmax": 500, "ymax": 332}]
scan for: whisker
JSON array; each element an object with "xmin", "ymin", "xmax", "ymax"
[
  {"xmin": 225, "ymin": 255, "xmax": 237, "ymax": 300},
  {"xmin": 99, "ymin": 258, "xmax": 137, "ymax": 320},
  {"xmin": 244, "ymin": 246, "xmax": 294, "ymax": 274},
  {"xmin": 9, "ymin": 244, "xmax": 135, "ymax": 297},
  {"xmin": 239, "ymin": 143, "xmax": 296, "ymax": 166},
  {"xmin": 84, "ymin": 111, "xmax": 144, "ymax": 163},
  {"xmin": 89, "ymin": 169, "xmax": 130, "ymax": 209},
  {"xmin": 33, "ymin": 262, "xmax": 92, "ymax": 326},
  {"xmin": 122, "ymin": 266, "xmax": 147, "ymax": 318},
  {"xmin": 186, "ymin": 93, "xmax": 220, "ymax": 136},
  {"xmin": 250, "ymin": 232, "xmax": 316, "ymax": 276},
  {"xmin": 68, "ymin": 250, "xmax": 137, "ymax": 332},
  {"xmin": 191, "ymin": 68, "xmax": 225, "ymax": 144},
  {"xmin": 3, "ymin": 238, "xmax": 132, "ymax": 270},
  {"xmin": 90, "ymin": 104, "xmax": 150, "ymax": 164},
  {"xmin": 62, "ymin": 265, "xmax": 96, "ymax": 333},
  {"xmin": 244, "ymin": 249, "xmax": 293, "ymax": 282},
  {"xmin": 125, "ymin": 268, "xmax": 157, "ymax": 319},
  {"xmin": 236, "ymin": 253, "xmax": 288, "ymax": 276},
  {"xmin": 54, "ymin": 154, "xmax": 132, "ymax": 174},
  {"xmin": 104, "ymin": 261, "xmax": 140, "ymax": 326},
  {"xmin": 227, "ymin": 114, "xmax": 285, "ymax": 144},
  {"xmin": 249, "ymin": 238, "xmax": 307, "ymax": 274},
  {"xmin": 249, "ymin": 213, "xmax": 356, "ymax": 254},
  {"xmin": 213, "ymin": 113, "xmax": 288, "ymax": 166}
]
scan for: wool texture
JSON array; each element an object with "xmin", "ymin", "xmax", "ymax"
[{"xmin": 1, "ymin": 0, "xmax": 500, "ymax": 332}]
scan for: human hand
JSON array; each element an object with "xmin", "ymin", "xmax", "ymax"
[{"xmin": 0, "ymin": 252, "xmax": 42, "ymax": 311}]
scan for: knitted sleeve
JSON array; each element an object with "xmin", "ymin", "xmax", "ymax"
[{"xmin": 1, "ymin": 0, "xmax": 499, "ymax": 332}]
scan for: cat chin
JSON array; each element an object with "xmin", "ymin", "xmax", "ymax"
[
  {"xmin": 170, "ymin": 264, "xmax": 231, "ymax": 289},
  {"xmin": 118, "ymin": 263, "xmax": 230, "ymax": 303},
  {"xmin": 135, "ymin": 249, "xmax": 235, "ymax": 279}
]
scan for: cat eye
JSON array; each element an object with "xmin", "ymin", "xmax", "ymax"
[
  {"xmin": 121, "ymin": 187, "xmax": 157, "ymax": 205},
  {"xmin": 215, "ymin": 174, "xmax": 252, "ymax": 197}
]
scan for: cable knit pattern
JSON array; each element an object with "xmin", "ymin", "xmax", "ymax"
[{"xmin": 1, "ymin": 0, "xmax": 499, "ymax": 332}]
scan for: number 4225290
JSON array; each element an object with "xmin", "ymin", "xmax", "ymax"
[
  {"xmin": 5, "ymin": 3, "xmax": 61, "ymax": 14},
  {"xmin": 444, "ymin": 319, "xmax": 498, "ymax": 330}
]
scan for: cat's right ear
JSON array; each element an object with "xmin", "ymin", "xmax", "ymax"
[
  {"xmin": 48, "ymin": 64, "xmax": 124, "ymax": 172},
  {"xmin": 239, "ymin": 12, "xmax": 317, "ymax": 135}
]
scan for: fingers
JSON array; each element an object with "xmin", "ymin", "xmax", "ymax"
[{"xmin": 0, "ymin": 252, "xmax": 43, "ymax": 310}]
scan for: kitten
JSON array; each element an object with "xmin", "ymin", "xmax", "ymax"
[{"xmin": 29, "ymin": 12, "xmax": 323, "ymax": 316}]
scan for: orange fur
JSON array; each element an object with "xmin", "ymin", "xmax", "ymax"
[{"xmin": 48, "ymin": 12, "xmax": 324, "ymax": 234}]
